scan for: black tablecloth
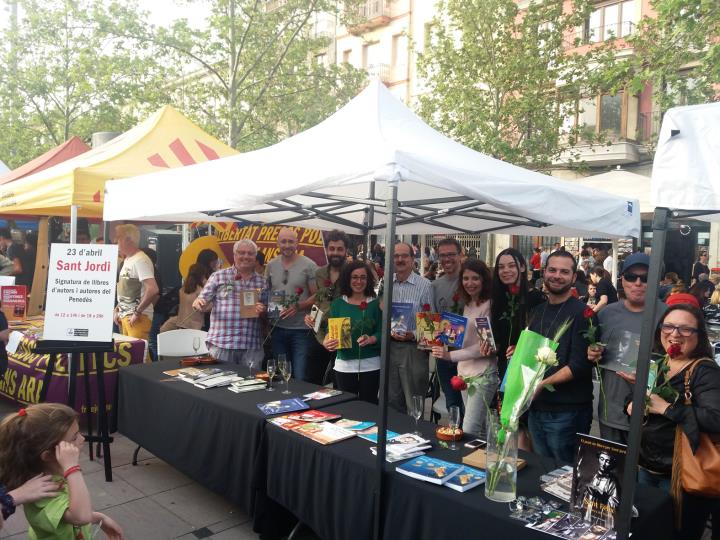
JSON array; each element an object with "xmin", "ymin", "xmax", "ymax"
[
  {"xmin": 117, "ymin": 360, "xmax": 355, "ymax": 514},
  {"xmin": 263, "ymin": 401, "xmax": 674, "ymax": 540}
]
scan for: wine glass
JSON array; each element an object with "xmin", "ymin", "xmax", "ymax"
[
  {"xmin": 266, "ymin": 357, "xmax": 276, "ymax": 391},
  {"xmin": 410, "ymin": 395, "xmax": 423, "ymax": 435},
  {"xmin": 448, "ymin": 405, "xmax": 461, "ymax": 450},
  {"xmin": 192, "ymin": 337, "xmax": 201, "ymax": 355},
  {"xmin": 280, "ymin": 359, "xmax": 292, "ymax": 394}
]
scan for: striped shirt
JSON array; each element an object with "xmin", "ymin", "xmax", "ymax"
[
  {"xmin": 199, "ymin": 267, "xmax": 267, "ymax": 350},
  {"xmin": 391, "ymin": 271, "xmax": 434, "ymax": 333}
]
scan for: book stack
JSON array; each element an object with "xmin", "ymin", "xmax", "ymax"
[
  {"xmin": 228, "ymin": 379, "xmax": 267, "ymax": 393},
  {"xmin": 540, "ymin": 465, "xmax": 574, "ymax": 502},
  {"xmin": 193, "ymin": 371, "xmax": 243, "ymax": 389},
  {"xmin": 293, "ymin": 422, "xmax": 356, "ymax": 445},
  {"xmin": 370, "ymin": 433, "xmax": 432, "ymax": 463},
  {"xmin": 445, "ymin": 466, "xmax": 486, "ymax": 492}
]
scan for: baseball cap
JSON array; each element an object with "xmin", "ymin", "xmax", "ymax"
[{"xmin": 621, "ymin": 252, "xmax": 650, "ymax": 273}]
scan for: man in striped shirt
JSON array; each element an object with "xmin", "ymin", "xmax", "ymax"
[
  {"xmin": 193, "ymin": 239, "xmax": 267, "ymax": 367},
  {"xmin": 387, "ymin": 242, "xmax": 434, "ymax": 413}
]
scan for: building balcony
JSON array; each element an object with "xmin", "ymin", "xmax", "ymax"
[
  {"xmin": 554, "ymin": 140, "xmax": 647, "ymax": 166},
  {"xmin": 348, "ymin": 0, "xmax": 392, "ymax": 35},
  {"xmin": 576, "ymin": 21, "xmax": 636, "ymax": 44},
  {"xmin": 365, "ymin": 63, "xmax": 391, "ymax": 83}
]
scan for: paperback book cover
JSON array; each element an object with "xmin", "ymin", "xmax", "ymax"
[
  {"xmin": 177, "ymin": 367, "xmax": 224, "ymax": 381},
  {"xmin": 267, "ymin": 290, "xmax": 286, "ymax": 319},
  {"xmin": 475, "ymin": 316, "xmax": 496, "ymax": 351},
  {"xmin": 303, "ymin": 389, "xmax": 343, "ymax": 401},
  {"xmin": 267, "ymin": 416, "xmax": 306, "ymax": 431},
  {"xmin": 327, "ymin": 317, "xmax": 352, "ymax": 349},
  {"xmin": 1, "ymin": 285, "xmax": 26, "ymax": 321},
  {"xmin": 385, "ymin": 433, "xmax": 432, "ymax": 456},
  {"xmin": 570, "ymin": 434, "xmax": 627, "ymax": 531},
  {"xmin": 416, "ymin": 312, "xmax": 442, "ymax": 350},
  {"xmin": 597, "ymin": 328, "xmax": 640, "ymax": 373},
  {"xmin": 309, "ymin": 304, "xmax": 324, "ymax": 333},
  {"xmin": 292, "ymin": 421, "xmax": 356, "ymax": 445},
  {"xmin": 256, "ymin": 397, "xmax": 310, "ymax": 416},
  {"xmin": 335, "ymin": 419, "xmax": 376, "ymax": 431},
  {"xmin": 239, "ymin": 289, "xmax": 259, "ymax": 318},
  {"xmin": 390, "ymin": 302, "xmax": 413, "ymax": 337},
  {"xmin": 285, "ymin": 410, "xmax": 341, "ymax": 422},
  {"xmin": 439, "ymin": 312, "xmax": 468, "ymax": 349},
  {"xmin": 370, "ymin": 447, "xmax": 426, "ymax": 463},
  {"xmin": 444, "ymin": 466, "xmax": 486, "ymax": 492},
  {"xmin": 357, "ymin": 427, "xmax": 399, "ymax": 443},
  {"xmin": 395, "ymin": 455, "xmax": 464, "ymax": 485}
]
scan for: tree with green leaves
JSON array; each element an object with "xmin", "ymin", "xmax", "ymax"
[
  {"xmin": 597, "ymin": 0, "xmax": 719, "ymax": 146},
  {"xmin": 120, "ymin": 0, "xmax": 367, "ymax": 150},
  {"xmin": 417, "ymin": 0, "xmax": 610, "ymax": 171},
  {"xmin": 0, "ymin": 0, "xmax": 170, "ymax": 169}
]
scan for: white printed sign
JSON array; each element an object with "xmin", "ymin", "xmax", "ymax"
[{"xmin": 44, "ymin": 243, "xmax": 119, "ymax": 342}]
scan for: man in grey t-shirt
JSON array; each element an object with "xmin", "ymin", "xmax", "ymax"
[
  {"xmin": 265, "ymin": 227, "xmax": 318, "ymax": 381},
  {"xmin": 588, "ymin": 252, "xmax": 666, "ymax": 444},
  {"xmin": 431, "ymin": 238, "xmax": 464, "ymax": 416}
]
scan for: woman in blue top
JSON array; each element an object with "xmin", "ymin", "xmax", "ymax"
[{"xmin": 323, "ymin": 260, "xmax": 382, "ymax": 403}]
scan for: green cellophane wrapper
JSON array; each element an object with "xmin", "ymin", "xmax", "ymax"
[{"xmin": 500, "ymin": 329, "xmax": 559, "ymax": 431}]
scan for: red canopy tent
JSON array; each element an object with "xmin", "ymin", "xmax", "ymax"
[{"xmin": 0, "ymin": 136, "xmax": 89, "ymax": 184}]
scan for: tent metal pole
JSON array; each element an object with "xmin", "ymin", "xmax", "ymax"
[
  {"xmin": 373, "ymin": 179, "xmax": 398, "ymax": 540},
  {"xmin": 70, "ymin": 204, "xmax": 78, "ymax": 243},
  {"xmin": 365, "ymin": 183, "xmax": 375, "ymax": 258},
  {"xmin": 615, "ymin": 207, "xmax": 669, "ymax": 540},
  {"xmin": 611, "ymin": 238, "xmax": 619, "ymax": 287}
]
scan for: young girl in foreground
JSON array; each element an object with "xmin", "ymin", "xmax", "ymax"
[{"xmin": 0, "ymin": 403, "xmax": 124, "ymax": 539}]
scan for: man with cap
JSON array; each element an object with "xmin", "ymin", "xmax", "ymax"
[{"xmin": 587, "ymin": 252, "xmax": 667, "ymax": 444}]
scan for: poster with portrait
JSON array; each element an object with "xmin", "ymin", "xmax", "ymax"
[
  {"xmin": 570, "ymin": 434, "xmax": 627, "ymax": 531},
  {"xmin": 598, "ymin": 328, "xmax": 640, "ymax": 373}
]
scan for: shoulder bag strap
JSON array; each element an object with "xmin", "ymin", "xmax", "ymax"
[{"xmin": 682, "ymin": 357, "xmax": 712, "ymax": 405}]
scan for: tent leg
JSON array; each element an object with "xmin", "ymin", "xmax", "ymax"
[
  {"xmin": 612, "ymin": 238, "xmax": 619, "ymax": 286},
  {"xmin": 70, "ymin": 204, "xmax": 78, "ymax": 243},
  {"xmin": 615, "ymin": 207, "xmax": 669, "ymax": 540},
  {"xmin": 365, "ymin": 183, "xmax": 375, "ymax": 259},
  {"xmin": 372, "ymin": 179, "xmax": 398, "ymax": 540}
]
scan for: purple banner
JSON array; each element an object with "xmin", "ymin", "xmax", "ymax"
[{"xmin": 0, "ymin": 334, "xmax": 145, "ymax": 418}]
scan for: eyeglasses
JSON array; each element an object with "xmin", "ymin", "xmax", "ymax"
[
  {"xmin": 660, "ymin": 323, "xmax": 698, "ymax": 337},
  {"xmin": 351, "ymin": 275, "xmax": 368, "ymax": 281},
  {"xmin": 439, "ymin": 253, "xmax": 459, "ymax": 259},
  {"xmin": 623, "ymin": 272, "xmax": 648, "ymax": 284}
]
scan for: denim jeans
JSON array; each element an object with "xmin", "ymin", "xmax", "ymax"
[
  {"xmin": 270, "ymin": 327, "xmax": 314, "ymax": 382},
  {"xmin": 528, "ymin": 406, "xmax": 593, "ymax": 463},
  {"xmin": 637, "ymin": 467, "xmax": 671, "ymax": 491},
  {"xmin": 436, "ymin": 358, "xmax": 465, "ymax": 417}
]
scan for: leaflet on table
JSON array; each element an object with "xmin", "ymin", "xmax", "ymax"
[
  {"xmin": 444, "ymin": 466, "xmax": 486, "ymax": 492},
  {"xmin": 285, "ymin": 410, "xmax": 341, "ymax": 422},
  {"xmin": 390, "ymin": 302, "xmax": 413, "ymax": 337},
  {"xmin": 292, "ymin": 421, "xmax": 356, "ymax": 445},
  {"xmin": 438, "ymin": 312, "xmax": 467, "ymax": 349},
  {"xmin": 570, "ymin": 434, "xmax": 627, "ymax": 531},
  {"xmin": 384, "ymin": 433, "xmax": 432, "ymax": 456},
  {"xmin": 334, "ymin": 419, "xmax": 376, "ymax": 431},
  {"xmin": 257, "ymin": 398, "xmax": 310, "ymax": 416},
  {"xmin": 327, "ymin": 317, "xmax": 352, "ymax": 349},
  {"xmin": 416, "ymin": 312, "xmax": 442, "ymax": 350},
  {"xmin": 523, "ymin": 509, "xmax": 617, "ymax": 539},
  {"xmin": 267, "ymin": 290, "xmax": 285, "ymax": 319},
  {"xmin": 356, "ymin": 426, "xmax": 399, "ymax": 443},
  {"xmin": 395, "ymin": 455, "xmax": 464, "ymax": 485},
  {"xmin": 303, "ymin": 388, "xmax": 343, "ymax": 401},
  {"xmin": 475, "ymin": 316, "xmax": 496, "ymax": 351},
  {"xmin": 541, "ymin": 470, "xmax": 574, "ymax": 502},
  {"xmin": 370, "ymin": 447, "xmax": 426, "ymax": 463}
]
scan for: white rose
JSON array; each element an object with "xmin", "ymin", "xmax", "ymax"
[{"xmin": 536, "ymin": 346, "xmax": 558, "ymax": 367}]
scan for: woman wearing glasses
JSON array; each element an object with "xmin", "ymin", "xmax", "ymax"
[
  {"xmin": 322, "ymin": 261, "xmax": 382, "ymax": 403},
  {"xmin": 626, "ymin": 304, "xmax": 720, "ymax": 539}
]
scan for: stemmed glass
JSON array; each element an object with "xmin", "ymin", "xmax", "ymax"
[
  {"xmin": 448, "ymin": 405, "xmax": 461, "ymax": 450},
  {"xmin": 266, "ymin": 357, "xmax": 277, "ymax": 391},
  {"xmin": 192, "ymin": 337, "xmax": 201, "ymax": 355},
  {"xmin": 410, "ymin": 395, "xmax": 424, "ymax": 435},
  {"xmin": 279, "ymin": 358, "xmax": 292, "ymax": 394}
]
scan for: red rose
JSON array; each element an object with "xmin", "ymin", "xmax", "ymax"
[
  {"xmin": 324, "ymin": 279, "xmax": 332, "ymax": 287},
  {"xmin": 508, "ymin": 284, "xmax": 520, "ymax": 295},
  {"xmin": 295, "ymin": 287, "xmax": 304, "ymax": 295},
  {"xmin": 452, "ymin": 294, "xmax": 460, "ymax": 303},
  {"xmin": 583, "ymin": 307, "xmax": 595, "ymax": 319},
  {"xmin": 359, "ymin": 301, "xmax": 368, "ymax": 310},
  {"xmin": 450, "ymin": 375, "xmax": 467, "ymax": 392},
  {"xmin": 422, "ymin": 303, "xmax": 431, "ymax": 312},
  {"xmin": 418, "ymin": 312, "xmax": 425, "ymax": 319},
  {"xmin": 571, "ymin": 287, "xmax": 579, "ymax": 298},
  {"xmin": 234, "ymin": 274, "xmax": 241, "ymax": 281},
  {"xmin": 667, "ymin": 343, "xmax": 682, "ymax": 359}
]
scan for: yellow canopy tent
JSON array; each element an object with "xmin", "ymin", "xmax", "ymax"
[{"xmin": 0, "ymin": 105, "xmax": 237, "ymax": 218}]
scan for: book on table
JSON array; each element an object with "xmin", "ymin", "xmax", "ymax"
[
  {"xmin": 370, "ymin": 447, "xmax": 426, "ymax": 463},
  {"xmin": 267, "ymin": 416, "xmax": 306, "ymax": 431},
  {"xmin": 335, "ymin": 419, "xmax": 376, "ymax": 431},
  {"xmin": 285, "ymin": 410, "xmax": 342, "ymax": 422},
  {"xmin": 194, "ymin": 373, "xmax": 243, "ymax": 389},
  {"xmin": 356, "ymin": 426, "xmax": 399, "ymax": 443},
  {"xmin": 395, "ymin": 455, "xmax": 464, "ymax": 485},
  {"xmin": 327, "ymin": 317, "xmax": 352, "ymax": 349},
  {"xmin": 416, "ymin": 312, "xmax": 442, "ymax": 350},
  {"xmin": 228, "ymin": 379, "xmax": 266, "ymax": 393},
  {"xmin": 444, "ymin": 466, "xmax": 486, "ymax": 492},
  {"xmin": 292, "ymin": 422, "xmax": 356, "ymax": 445},
  {"xmin": 390, "ymin": 302, "xmax": 413, "ymax": 337},
  {"xmin": 438, "ymin": 312, "xmax": 468, "ymax": 349},
  {"xmin": 256, "ymin": 398, "xmax": 310, "ymax": 416},
  {"xmin": 303, "ymin": 388, "xmax": 343, "ymax": 401},
  {"xmin": 384, "ymin": 433, "xmax": 432, "ymax": 457}
]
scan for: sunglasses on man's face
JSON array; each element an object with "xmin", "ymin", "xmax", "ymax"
[{"xmin": 622, "ymin": 272, "xmax": 648, "ymax": 284}]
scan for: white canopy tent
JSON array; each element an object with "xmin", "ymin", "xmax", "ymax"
[
  {"xmin": 0, "ymin": 160, "xmax": 8, "ymax": 175},
  {"xmin": 570, "ymin": 167, "xmax": 652, "ymax": 214},
  {"xmin": 105, "ymin": 81, "xmax": 643, "ymax": 540},
  {"xmin": 104, "ymin": 81, "xmax": 640, "ymax": 240}
]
